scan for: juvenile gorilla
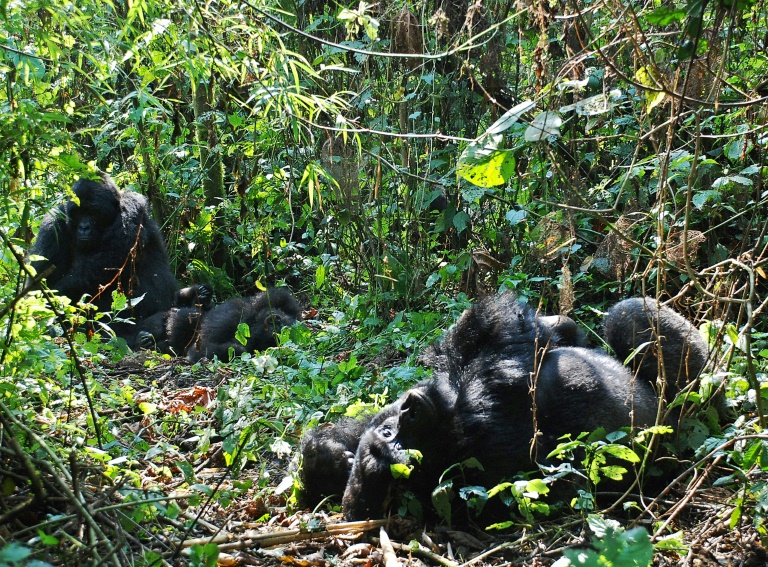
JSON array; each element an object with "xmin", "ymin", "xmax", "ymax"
[
  {"xmin": 604, "ymin": 297, "xmax": 710, "ymax": 406},
  {"xmin": 300, "ymin": 295, "xmax": 709, "ymax": 521},
  {"xmin": 30, "ymin": 174, "xmax": 178, "ymax": 345},
  {"xmin": 187, "ymin": 287, "xmax": 301, "ymax": 362},
  {"xmin": 138, "ymin": 287, "xmax": 301, "ymax": 361},
  {"xmin": 136, "ymin": 283, "xmax": 215, "ymax": 355}
]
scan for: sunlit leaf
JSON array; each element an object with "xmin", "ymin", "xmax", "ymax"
[
  {"xmin": 524, "ymin": 111, "xmax": 562, "ymax": 141},
  {"xmin": 457, "ymin": 135, "xmax": 516, "ymax": 187},
  {"xmin": 635, "ymin": 67, "xmax": 666, "ymax": 111},
  {"xmin": 485, "ymin": 100, "xmax": 535, "ymax": 135}
]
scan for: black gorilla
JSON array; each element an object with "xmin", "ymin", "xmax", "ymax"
[
  {"xmin": 136, "ymin": 283, "xmax": 215, "ymax": 355},
  {"xmin": 604, "ymin": 297, "xmax": 709, "ymax": 406},
  {"xmin": 30, "ymin": 174, "xmax": 178, "ymax": 345},
  {"xmin": 299, "ymin": 308, "xmax": 583, "ymax": 508},
  {"xmin": 300, "ymin": 294, "xmax": 709, "ymax": 521},
  {"xmin": 187, "ymin": 287, "xmax": 301, "ymax": 362},
  {"xmin": 137, "ymin": 287, "xmax": 301, "ymax": 362}
]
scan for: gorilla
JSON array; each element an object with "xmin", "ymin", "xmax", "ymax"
[
  {"xmin": 299, "ymin": 306, "xmax": 584, "ymax": 507},
  {"xmin": 604, "ymin": 297, "xmax": 710, "ymax": 406},
  {"xmin": 136, "ymin": 283, "xmax": 215, "ymax": 355},
  {"xmin": 137, "ymin": 287, "xmax": 302, "ymax": 362},
  {"xmin": 30, "ymin": 173, "xmax": 178, "ymax": 345},
  {"xmin": 187, "ymin": 287, "xmax": 302, "ymax": 362},
  {"xmin": 299, "ymin": 294, "xmax": 710, "ymax": 521}
]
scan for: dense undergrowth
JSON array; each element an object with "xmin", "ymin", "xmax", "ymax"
[{"xmin": 1, "ymin": 0, "xmax": 768, "ymax": 564}]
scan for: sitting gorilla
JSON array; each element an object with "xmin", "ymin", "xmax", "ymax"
[
  {"xmin": 30, "ymin": 173, "xmax": 178, "ymax": 346},
  {"xmin": 137, "ymin": 287, "xmax": 301, "ymax": 362},
  {"xmin": 187, "ymin": 287, "xmax": 301, "ymax": 362},
  {"xmin": 299, "ymin": 294, "xmax": 709, "ymax": 521},
  {"xmin": 136, "ymin": 283, "xmax": 215, "ymax": 355}
]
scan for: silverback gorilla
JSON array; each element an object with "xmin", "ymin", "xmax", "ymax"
[
  {"xmin": 30, "ymin": 174, "xmax": 177, "ymax": 346},
  {"xmin": 137, "ymin": 287, "xmax": 301, "ymax": 362},
  {"xmin": 299, "ymin": 295, "xmax": 710, "ymax": 521}
]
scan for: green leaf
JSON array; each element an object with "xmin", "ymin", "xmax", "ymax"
[
  {"xmin": 524, "ymin": 111, "xmax": 562, "ymax": 141},
  {"xmin": 635, "ymin": 67, "xmax": 665, "ymax": 111},
  {"xmin": 432, "ymin": 480, "xmax": 453, "ymax": 522},
  {"xmin": 453, "ymin": 211, "xmax": 471, "ymax": 232},
  {"xmin": 645, "ymin": 6, "xmax": 686, "ymax": 25},
  {"xmin": 176, "ymin": 460, "xmax": 196, "ymax": 484},
  {"xmin": 0, "ymin": 543, "xmax": 32, "ymax": 562},
  {"xmin": 525, "ymin": 478, "xmax": 550, "ymax": 497},
  {"xmin": 457, "ymin": 135, "xmax": 516, "ymax": 188},
  {"xmin": 138, "ymin": 402, "xmax": 157, "ymax": 414},
  {"xmin": 599, "ymin": 465, "xmax": 628, "ymax": 481},
  {"xmin": 391, "ymin": 462, "xmax": 413, "ymax": 479},
  {"xmin": 315, "ymin": 264, "xmax": 326, "ymax": 287},
  {"xmin": 485, "ymin": 100, "xmax": 535, "ymax": 135},
  {"xmin": 601, "ymin": 444, "xmax": 641, "ymax": 463},
  {"xmin": 506, "ymin": 209, "xmax": 527, "ymax": 225},
  {"xmin": 235, "ymin": 322, "xmax": 250, "ymax": 346}
]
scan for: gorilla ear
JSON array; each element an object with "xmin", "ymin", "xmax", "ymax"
[{"xmin": 399, "ymin": 390, "xmax": 435, "ymax": 432}]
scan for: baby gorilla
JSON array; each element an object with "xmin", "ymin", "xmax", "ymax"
[
  {"xmin": 136, "ymin": 283, "xmax": 215, "ymax": 355},
  {"xmin": 300, "ymin": 295, "xmax": 709, "ymax": 521}
]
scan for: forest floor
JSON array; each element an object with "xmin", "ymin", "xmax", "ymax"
[{"xmin": 9, "ymin": 355, "xmax": 767, "ymax": 566}]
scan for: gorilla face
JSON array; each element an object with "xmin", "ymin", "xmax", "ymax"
[
  {"xmin": 68, "ymin": 177, "xmax": 122, "ymax": 251},
  {"xmin": 342, "ymin": 386, "xmax": 451, "ymax": 520}
]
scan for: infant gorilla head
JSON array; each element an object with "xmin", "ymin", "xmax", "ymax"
[
  {"xmin": 300, "ymin": 295, "xmax": 710, "ymax": 521},
  {"xmin": 30, "ymin": 173, "xmax": 178, "ymax": 346}
]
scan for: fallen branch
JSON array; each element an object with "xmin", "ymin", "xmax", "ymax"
[{"xmin": 178, "ymin": 518, "xmax": 387, "ymax": 550}]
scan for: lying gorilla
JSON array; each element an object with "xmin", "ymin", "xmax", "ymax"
[
  {"xmin": 138, "ymin": 287, "xmax": 301, "ymax": 362},
  {"xmin": 187, "ymin": 287, "xmax": 302, "ymax": 362},
  {"xmin": 300, "ymin": 295, "xmax": 709, "ymax": 520},
  {"xmin": 136, "ymin": 283, "xmax": 215, "ymax": 355},
  {"xmin": 30, "ymin": 173, "xmax": 177, "ymax": 346}
]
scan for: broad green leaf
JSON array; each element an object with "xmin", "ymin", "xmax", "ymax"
[
  {"xmin": 432, "ymin": 480, "xmax": 453, "ymax": 522},
  {"xmin": 635, "ymin": 67, "xmax": 665, "ymax": 111},
  {"xmin": 645, "ymin": 6, "xmax": 687, "ymax": 25},
  {"xmin": 601, "ymin": 444, "xmax": 641, "ymax": 463},
  {"xmin": 457, "ymin": 137, "xmax": 516, "ymax": 188},
  {"xmin": 236, "ymin": 322, "xmax": 250, "ymax": 346},
  {"xmin": 391, "ymin": 463, "xmax": 414, "ymax": 479}
]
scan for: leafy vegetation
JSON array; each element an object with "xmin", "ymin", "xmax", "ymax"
[{"xmin": 1, "ymin": 0, "xmax": 768, "ymax": 564}]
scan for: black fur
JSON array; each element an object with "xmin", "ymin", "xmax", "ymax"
[
  {"xmin": 299, "ymin": 417, "xmax": 373, "ymax": 508},
  {"xmin": 603, "ymin": 297, "xmax": 709, "ymax": 405},
  {"xmin": 30, "ymin": 174, "xmax": 177, "ymax": 346},
  {"xmin": 341, "ymin": 295, "xmax": 659, "ymax": 520},
  {"xmin": 186, "ymin": 287, "xmax": 301, "ymax": 362},
  {"xmin": 298, "ymin": 301, "xmax": 583, "ymax": 511},
  {"xmin": 300, "ymin": 294, "xmax": 709, "ymax": 521},
  {"xmin": 136, "ymin": 283, "xmax": 214, "ymax": 354},
  {"xmin": 137, "ymin": 286, "xmax": 300, "ymax": 361}
]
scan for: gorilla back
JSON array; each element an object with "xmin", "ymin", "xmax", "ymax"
[
  {"xmin": 186, "ymin": 287, "xmax": 302, "ymax": 362},
  {"xmin": 604, "ymin": 297, "xmax": 710, "ymax": 405},
  {"xmin": 339, "ymin": 295, "xmax": 659, "ymax": 520},
  {"xmin": 30, "ymin": 173, "xmax": 178, "ymax": 345}
]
